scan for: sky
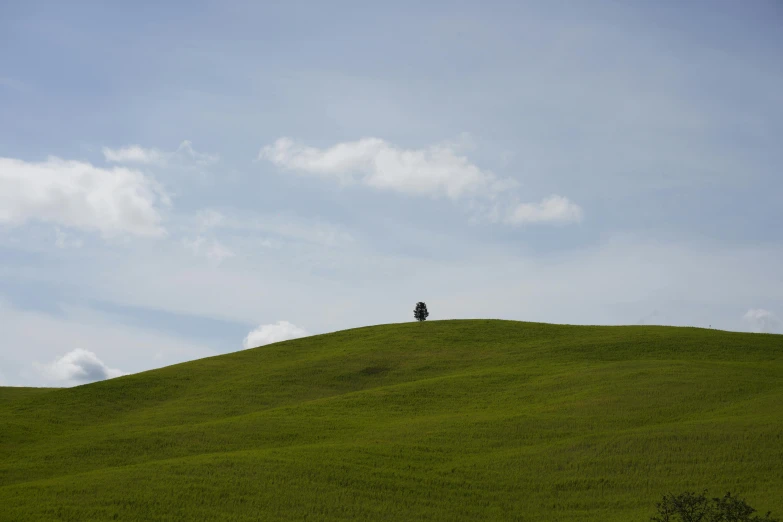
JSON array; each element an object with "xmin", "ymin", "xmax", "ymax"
[{"xmin": 1, "ymin": 0, "xmax": 782, "ymax": 387}]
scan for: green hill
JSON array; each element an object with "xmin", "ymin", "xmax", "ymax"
[{"xmin": 1, "ymin": 320, "xmax": 781, "ymax": 521}]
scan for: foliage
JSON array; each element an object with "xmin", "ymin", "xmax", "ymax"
[
  {"xmin": 413, "ymin": 301, "xmax": 429, "ymax": 321},
  {"xmin": 651, "ymin": 491, "xmax": 779, "ymax": 522},
  {"xmin": 1, "ymin": 320, "xmax": 781, "ymax": 521}
]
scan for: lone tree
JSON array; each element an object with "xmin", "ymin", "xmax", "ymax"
[
  {"xmin": 650, "ymin": 491, "xmax": 778, "ymax": 522},
  {"xmin": 414, "ymin": 302, "xmax": 429, "ymax": 322}
]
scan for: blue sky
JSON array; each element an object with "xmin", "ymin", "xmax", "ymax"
[{"xmin": 1, "ymin": 0, "xmax": 782, "ymax": 386}]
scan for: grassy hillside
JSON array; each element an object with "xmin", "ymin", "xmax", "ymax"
[
  {"xmin": 1, "ymin": 320, "xmax": 781, "ymax": 521},
  {"xmin": 0, "ymin": 386, "xmax": 55, "ymax": 407}
]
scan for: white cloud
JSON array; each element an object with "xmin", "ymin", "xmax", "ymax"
[
  {"xmin": 174, "ymin": 140, "xmax": 220, "ymax": 165},
  {"xmin": 0, "ymin": 299, "xmax": 216, "ymax": 387},
  {"xmin": 259, "ymin": 137, "xmax": 516, "ymax": 200},
  {"xmin": 259, "ymin": 137, "xmax": 582, "ymax": 226},
  {"xmin": 183, "ymin": 235, "xmax": 235, "ymax": 264},
  {"xmin": 0, "ymin": 156, "xmax": 168, "ymax": 237},
  {"xmin": 39, "ymin": 348, "xmax": 124, "ymax": 384},
  {"xmin": 103, "ymin": 140, "xmax": 218, "ymax": 166},
  {"xmin": 243, "ymin": 321, "xmax": 310, "ymax": 349},
  {"xmin": 743, "ymin": 309, "xmax": 781, "ymax": 333},
  {"xmin": 102, "ymin": 145, "xmax": 166, "ymax": 165},
  {"xmin": 503, "ymin": 195, "xmax": 584, "ymax": 225}
]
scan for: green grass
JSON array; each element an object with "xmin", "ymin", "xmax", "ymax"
[{"xmin": 1, "ymin": 320, "xmax": 781, "ymax": 521}]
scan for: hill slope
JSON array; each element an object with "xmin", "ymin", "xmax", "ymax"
[{"xmin": 1, "ymin": 320, "xmax": 781, "ymax": 521}]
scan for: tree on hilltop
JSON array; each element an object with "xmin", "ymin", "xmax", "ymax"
[{"xmin": 414, "ymin": 302, "xmax": 429, "ymax": 322}]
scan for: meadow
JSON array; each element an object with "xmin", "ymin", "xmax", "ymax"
[{"xmin": 1, "ymin": 320, "xmax": 781, "ymax": 521}]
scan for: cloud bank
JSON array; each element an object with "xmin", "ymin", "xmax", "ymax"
[
  {"xmin": 0, "ymin": 156, "xmax": 168, "ymax": 236},
  {"xmin": 243, "ymin": 321, "xmax": 310, "ymax": 349},
  {"xmin": 40, "ymin": 349, "xmax": 124, "ymax": 384}
]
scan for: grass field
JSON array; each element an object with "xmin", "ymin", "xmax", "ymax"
[{"xmin": 1, "ymin": 320, "xmax": 781, "ymax": 521}]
